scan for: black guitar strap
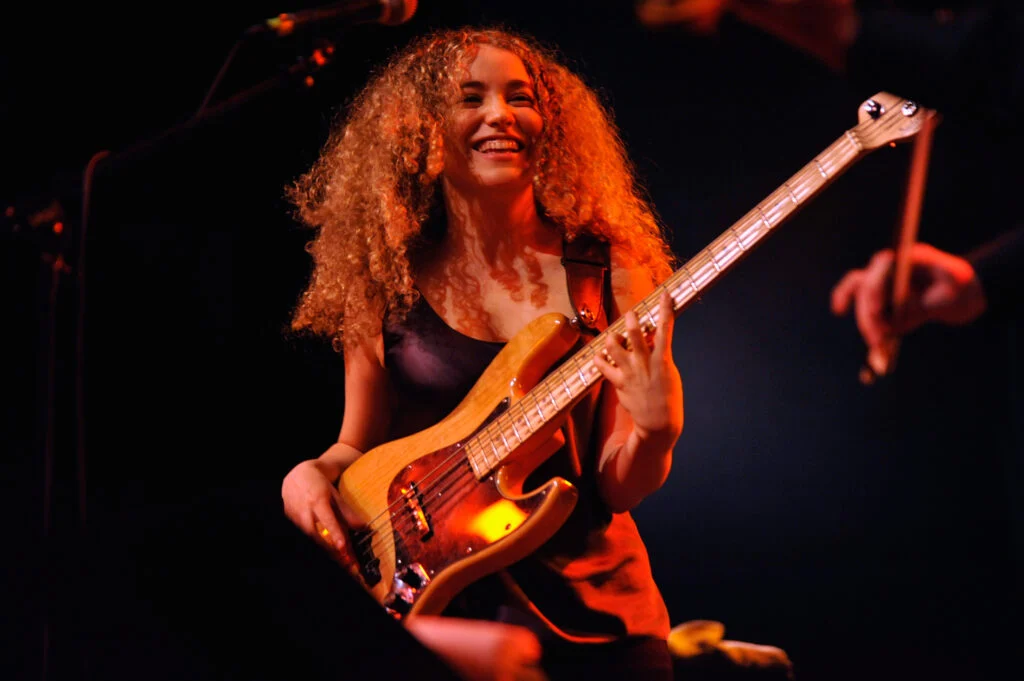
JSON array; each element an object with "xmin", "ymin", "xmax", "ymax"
[{"xmin": 559, "ymin": 233, "xmax": 611, "ymax": 479}]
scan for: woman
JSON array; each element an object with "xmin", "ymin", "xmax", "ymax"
[{"xmin": 281, "ymin": 27, "xmax": 684, "ymax": 680}]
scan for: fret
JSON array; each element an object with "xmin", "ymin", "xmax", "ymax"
[
  {"xmin": 740, "ymin": 215, "xmax": 761, "ymax": 240},
  {"xmin": 473, "ymin": 438, "xmax": 490, "ymax": 470},
  {"xmin": 766, "ymin": 192, "xmax": 790, "ymax": 221},
  {"xmin": 510, "ymin": 417, "xmax": 522, "ymax": 443},
  {"xmin": 783, "ymin": 181, "xmax": 798, "ymax": 204},
  {"xmin": 689, "ymin": 260, "xmax": 709, "ymax": 288},
  {"xmin": 788, "ymin": 173, "xmax": 813, "ymax": 201},
  {"xmin": 572, "ymin": 354, "xmax": 589, "ymax": 386},
  {"xmin": 520, "ymin": 403, "xmax": 532, "ymax": 431},
  {"xmin": 670, "ymin": 284, "xmax": 685, "ymax": 307},
  {"xmin": 466, "ymin": 444, "xmax": 484, "ymax": 478},
  {"xmin": 498, "ymin": 428, "xmax": 510, "ymax": 451},
  {"xmin": 728, "ymin": 224, "xmax": 749, "ymax": 252},
  {"xmin": 545, "ymin": 386, "xmax": 559, "ymax": 410},
  {"xmin": 564, "ymin": 364, "xmax": 581, "ymax": 393},
  {"xmin": 756, "ymin": 205, "xmax": 773, "ymax": 230},
  {"xmin": 702, "ymin": 257, "xmax": 719, "ymax": 282},
  {"xmin": 712, "ymin": 237, "xmax": 742, "ymax": 266},
  {"xmin": 658, "ymin": 282, "xmax": 680, "ymax": 312},
  {"xmin": 486, "ymin": 428, "xmax": 501, "ymax": 462},
  {"xmin": 560, "ymin": 372, "xmax": 573, "ymax": 400},
  {"xmin": 533, "ymin": 392, "xmax": 546, "ymax": 421},
  {"xmin": 681, "ymin": 264, "xmax": 699, "ymax": 295},
  {"xmin": 818, "ymin": 154, "xmax": 838, "ymax": 177},
  {"xmin": 843, "ymin": 130, "xmax": 862, "ymax": 153},
  {"xmin": 509, "ymin": 403, "xmax": 528, "ymax": 436},
  {"xmin": 821, "ymin": 144, "xmax": 846, "ymax": 175},
  {"xmin": 705, "ymin": 248, "xmax": 722, "ymax": 273},
  {"xmin": 637, "ymin": 298, "xmax": 657, "ymax": 329},
  {"xmin": 770, "ymin": 199, "xmax": 793, "ymax": 222}
]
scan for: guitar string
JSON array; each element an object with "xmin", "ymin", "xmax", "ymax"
[
  {"xmin": 347, "ymin": 106, "xmax": 908, "ymax": 563},
  {"xmin": 354, "ymin": 286, "xmax": 679, "ymax": 559},
  {"xmin": 356, "ymin": 463, "xmax": 479, "ymax": 571},
  {"xmin": 351, "ymin": 449, "xmax": 478, "ymax": 552},
  {"xmin": 354, "ymin": 116, "xmax": 904, "ymax": 576},
  {"xmin": 352, "ymin": 161, "xmax": 811, "ymax": 554},
  {"xmin": 353, "ymin": 301, "xmax": 672, "ymax": 552},
  {"xmin": 357, "ymin": 274, "xmax": 726, "ymax": 548}
]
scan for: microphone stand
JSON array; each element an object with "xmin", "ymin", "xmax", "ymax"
[{"xmin": 31, "ymin": 34, "xmax": 338, "ymax": 681}]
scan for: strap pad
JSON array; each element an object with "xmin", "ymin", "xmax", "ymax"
[{"xmin": 562, "ymin": 235, "xmax": 610, "ymax": 333}]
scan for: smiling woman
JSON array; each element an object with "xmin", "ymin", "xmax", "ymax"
[
  {"xmin": 280, "ymin": 27, "xmax": 683, "ymax": 681},
  {"xmin": 443, "ymin": 44, "xmax": 544, "ymax": 194}
]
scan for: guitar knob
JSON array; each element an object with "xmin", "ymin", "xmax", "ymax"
[
  {"xmin": 384, "ymin": 592, "xmax": 413, "ymax": 617},
  {"xmin": 397, "ymin": 566, "xmax": 423, "ymax": 589}
]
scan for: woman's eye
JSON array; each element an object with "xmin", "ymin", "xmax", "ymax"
[
  {"xmin": 461, "ymin": 93, "xmax": 482, "ymax": 104},
  {"xmin": 510, "ymin": 93, "xmax": 535, "ymax": 105}
]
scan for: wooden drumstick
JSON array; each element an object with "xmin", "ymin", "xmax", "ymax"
[{"xmin": 860, "ymin": 110, "xmax": 940, "ymax": 385}]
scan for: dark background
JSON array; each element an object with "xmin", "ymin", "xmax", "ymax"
[{"xmin": 3, "ymin": 2, "xmax": 1021, "ymax": 680}]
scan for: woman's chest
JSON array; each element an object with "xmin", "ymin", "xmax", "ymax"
[{"xmin": 420, "ymin": 252, "xmax": 576, "ymax": 342}]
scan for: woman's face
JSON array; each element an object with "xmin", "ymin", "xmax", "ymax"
[{"xmin": 442, "ymin": 44, "xmax": 544, "ymax": 197}]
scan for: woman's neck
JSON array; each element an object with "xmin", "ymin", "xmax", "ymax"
[{"xmin": 439, "ymin": 180, "xmax": 561, "ymax": 265}]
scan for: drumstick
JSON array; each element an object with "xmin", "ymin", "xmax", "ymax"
[{"xmin": 860, "ymin": 110, "xmax": 940, "ymax": 385}]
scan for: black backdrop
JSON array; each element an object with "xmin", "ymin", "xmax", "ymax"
[{"xmin": 3, "ymin": 2, "xmax": 1021, "ymax": 681}]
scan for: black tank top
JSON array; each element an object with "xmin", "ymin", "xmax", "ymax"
[{"xmin": 382, "ymin": 290, "xmax": 671, "ymax": 643}]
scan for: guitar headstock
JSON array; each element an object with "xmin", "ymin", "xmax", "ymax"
[{"xmin": 855, "ymin": 92, "xmax": 939, "ymax": 150}]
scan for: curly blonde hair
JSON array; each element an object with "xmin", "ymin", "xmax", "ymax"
[{"xmin": 288, "ymin": 26, "xmax": 675, "ymax": 349}]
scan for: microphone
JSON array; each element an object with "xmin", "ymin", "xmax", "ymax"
[{"xmin": 248, "ymin": 0, "xmax": 417, "ymax": 37}]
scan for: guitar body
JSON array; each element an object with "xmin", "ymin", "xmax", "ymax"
[{"xmin": 337, "ymin": 312, "xmax": 584, "ymax": 618}]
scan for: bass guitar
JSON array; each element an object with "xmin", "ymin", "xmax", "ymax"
[{"xmin": 335, "ymin": 91, "xmax": 935, "ymax": 619}]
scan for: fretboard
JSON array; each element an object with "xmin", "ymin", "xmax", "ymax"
[{"xmin": 463, "ymin": 109, "xmax": 901, "ymax": 478}]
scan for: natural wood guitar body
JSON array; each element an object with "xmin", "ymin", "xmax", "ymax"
[{"xmin": 337, "ymin": 312, "xmax": 583, "ymax": 617}]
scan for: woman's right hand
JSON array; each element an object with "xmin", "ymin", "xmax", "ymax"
[{"xmin": 282, "ymin": 458, "xmax": 359, "ymax": 557}]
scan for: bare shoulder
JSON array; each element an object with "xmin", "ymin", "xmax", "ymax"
[
  {"xmin": 608, "ymin": 242, "xmax": 658, "ymax": 317},
  {"xmin": 343, "ymin": 331, "xmax": 387, "ymax": 376},
  {"xmin": 340, "ymin": 331, "xmax": 391, "ymax": 450}
]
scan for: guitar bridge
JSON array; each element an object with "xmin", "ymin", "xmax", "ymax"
[{"xmin": 350, "ymin": 528, "xmax": 381, "ymax": 586}]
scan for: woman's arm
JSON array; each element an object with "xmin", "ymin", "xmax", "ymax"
[
  {"xmin": 592, "ymin": 248, "xmax": 684, "ymax": 513},
  {"xmin": 328, "ymin": 333, "xmax": 393, "ymax": 478},
  {"xmin": 281, "ymin": 333, "xmax": 392, "ymax": 551}
]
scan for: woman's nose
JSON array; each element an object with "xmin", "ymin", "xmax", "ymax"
[{"xmin": 483, "ymin": 97, "xmax": 515, "ymax": 128}]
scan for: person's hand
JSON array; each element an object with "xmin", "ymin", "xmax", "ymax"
[
  {"xmin": 594, "ymin": 291, "xmax": 684, "ymax": 448},
  {"xmin": 831, "ymin": 242, "xmax": 988, "ymax": 350},
  {"xmin": 281, "ymin": 458, "xmax": 362, "ymax": 560}
]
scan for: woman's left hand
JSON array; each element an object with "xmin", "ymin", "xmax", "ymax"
[{"xmin": 593, "ymin": 290, "xmax": 684, "ymax": 448}]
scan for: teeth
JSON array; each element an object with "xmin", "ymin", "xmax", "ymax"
[{"xmin": 476, "ymin": 139, "xmax": 520, "ymax": 152}]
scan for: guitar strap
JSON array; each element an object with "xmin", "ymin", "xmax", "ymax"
[
  {"xmin": 562, "ymin": 234, "xmax": 610, "ymax": 334},
  {"xmin": 559, "ymin": 233, "xmax": 611, "ymax": 479}
]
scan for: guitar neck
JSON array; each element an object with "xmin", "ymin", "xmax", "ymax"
[{"xmin": 464, "ymin": 95, "xmax": 928, "ymax": 477}]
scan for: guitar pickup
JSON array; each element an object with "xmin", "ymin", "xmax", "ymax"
[{"xmin": 400, "ymin": 484, "xmax": 433, "ymax": 539}]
